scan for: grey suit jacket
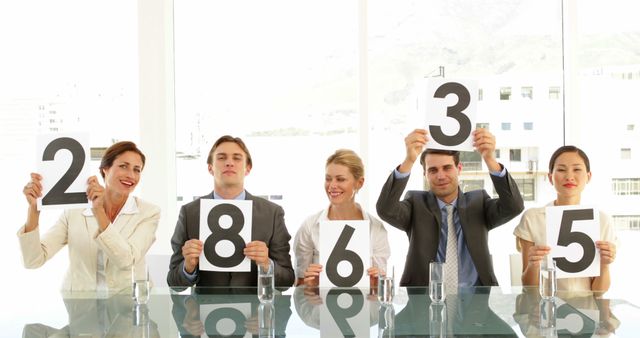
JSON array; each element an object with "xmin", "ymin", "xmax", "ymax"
[
  {"xmin": 376, "ymin": 167, "xmax": 524, "ymax": 287},
  {"xmin": 167, "ymin": 191, "xmax": 295, "ymax": 290}
]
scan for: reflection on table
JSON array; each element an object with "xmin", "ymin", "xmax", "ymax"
[
  {"xmin": 15, "ymin": 286, "xmax": 640, "ymax": 337},
  {"xmin": 170, "ymin": 287, "xmax": 292, "ymax": 337},
  {"xmin": 22, "ymin": 292, "xmax": 160, "ymax": 338}
]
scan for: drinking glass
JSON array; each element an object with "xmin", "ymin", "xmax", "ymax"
[
  {"xmin": 258, "ymin": 260, "xmax": 274, "ymax": 303},
  {"xmin": 539, "ymin": 259, "xmax": 557, "ymax": 300},
  {"xmin": 429, "ymin": 262, "xmax": 446, "ymax": 303},
  {"xmin": 377, "ymin": 264, "xmax": 395, "ymax": 304},
  {"xmin": 132, "ymin": 262, "xmax": 150, "ymax": 305}
]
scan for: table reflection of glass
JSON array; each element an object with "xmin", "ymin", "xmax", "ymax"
[
  {"xmin": 170, "ymin": 287, "xmax": 292, "ymax": 338},
  {"xmin": 21, "ymin": 292, "xmax": 160, "ymax": 338},
  {"xmin": 513, "ymin": 288, "xmax": 630, "ymax": 337},
  {"xmin": 9, "ymin": 286, "xmax": 640, "ymax": 337}
]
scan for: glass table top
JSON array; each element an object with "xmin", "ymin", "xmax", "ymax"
[{"xmin": 9, "ymin": 286, "xmax": 640, "ymax": 337}]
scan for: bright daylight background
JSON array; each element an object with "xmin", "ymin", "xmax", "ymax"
[{"xmin": 2, "ymin": 0, "xmax": 640, "ymax": 336}]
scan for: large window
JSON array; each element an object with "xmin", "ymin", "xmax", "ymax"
[
  {"xmin": 0, "ymin": 0, "xmax": 139, "ymax": 327},
  {"xmin": 174, "ymin": 0, "xmax": 358, "ymax": 228}
]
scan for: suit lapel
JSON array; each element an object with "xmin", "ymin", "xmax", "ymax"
[
  {"xmin": 425, "ymin": 192, "xmax": 443, "ymax": 236},
  {"xmin": 456, "ymin": 188, "xmax": 469, "ymax": 234}
]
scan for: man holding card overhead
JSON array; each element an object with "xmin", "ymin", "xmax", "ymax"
[
  {"xmin": 514, "ymin": 145, "xmax": 617, "ymax": 292},
  {"xmin": 376, "ymin": 128, "xmax": 524, "ymax": 288},
  {"xmin": 167, "ymin": 135, "xmax": 295, "ymax": 290}
]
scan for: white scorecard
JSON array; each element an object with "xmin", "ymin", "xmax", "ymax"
[
  {"xmin": 36, "ymin": 133, "xmax": 91, "ymax": 210},
  {"xmin": 319, "ymin": 220, "xmax": 370, "ymax": 287},
  {"xmin": 420, "ymin": 78, "xmax": 477, "ymax": 151},
  {"xmin": 545, "ymin": 205, "xmax": 600, "ymax": 279},
  {"xmin": 199, "ymin": 199, "xmax": 253, "ymax": 272}
]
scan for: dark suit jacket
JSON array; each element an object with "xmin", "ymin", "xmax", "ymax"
[
  {"xmin": 376, "ymin": 167, "xmax": 524, "ymax": 286},
  {"xmin": 167, "ymin": 191, "xmax": 295, "ymax": 289}
]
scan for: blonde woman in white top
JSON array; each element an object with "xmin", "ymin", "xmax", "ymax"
[
  {"xmin": 18, "ymin": 141, "xmax": 160, "ymax": 291},
  {"xmin": 514, "ymin": 145, "xmax": 617, "ymax": 292},
  {"xmin": 294, "ymin": 149, "xmax": 390, "ymax": 288}
]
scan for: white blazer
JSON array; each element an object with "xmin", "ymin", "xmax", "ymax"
[{"xmin": 18, "ymin": 196, "xmax": 160, "ymax": 291}]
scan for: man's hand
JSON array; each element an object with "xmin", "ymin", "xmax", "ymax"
[
  {"xmin": 244, "ymin": 241, "xmax": 270, "ymax": 269},
  {"xmin": 472, "ymin": 128, "xmax": 500, "ymax": 172},
  {"xmin": 182, "ymin": 239, "xmax": 203, "ymax": 274},
  {"xmin": 400, "ymin": 129, "xmax": 429, "ymax": 173}
]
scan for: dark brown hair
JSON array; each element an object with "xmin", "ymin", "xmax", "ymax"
[
  {"xmin": 419, "ymin": 149, "xmax": 460, "ymax": 173},
  {"xmin": 206, "ymin": 135, "xmax": 253, "ymax": 168},
  {"xmin": 99, "ymin": 141, "xmax": 146, "ymax": 178},
  {"xmin": 548, "ymin": 145, "xmax": 590, "ymax": 173}
]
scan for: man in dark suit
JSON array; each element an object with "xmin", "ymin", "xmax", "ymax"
[
  {"xmin": 376, "ymin": 128, "xmax": 524, "ymax": 287},
  {"xmin": 167, "ymin": 135, "xmax": 295, "ymax": 290}
]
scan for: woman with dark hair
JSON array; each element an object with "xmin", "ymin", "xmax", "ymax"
[
  {"xmin": 514, "ymin": 145, "xmax": 617, "ymax": 292},
  {"xmin": 18, "ymin": 141, "xmax": 160, "ymax": 291}
]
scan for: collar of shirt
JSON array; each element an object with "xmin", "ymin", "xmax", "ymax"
[
  {"xmin": 82, "ymin": 195, "xmax": 139, "ymax": 217},
  {"xmin": 318, "ymin": 203, "xmax": 370, "ymax": 221},
  {"xmin": 212, "ymin": 190, "xmax": 246, "ymax": 200},
  {"xmin": 436, "ymin": 197, "xmax": 458, "ymax": 210}
]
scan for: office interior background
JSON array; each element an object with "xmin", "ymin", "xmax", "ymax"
[{"xmin": 1, "ymin": 0, "xmax": 640, "ymax": 329}]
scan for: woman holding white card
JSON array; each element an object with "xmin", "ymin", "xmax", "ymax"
[
  {"xmin": 294, "ymin": 149, "xmax": 390, "ymax": 288},
  {"xmin": 514, "ymin": 145, "xmax": 617, "ymax": 292},
  {"xmin": 18, "ymin": 141, "xmax": 160, "ymax": 291}
]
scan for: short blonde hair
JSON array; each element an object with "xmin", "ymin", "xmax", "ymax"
[{"xmin": 326, "ymin": 149, "xmax": 364, "ymax": 180}]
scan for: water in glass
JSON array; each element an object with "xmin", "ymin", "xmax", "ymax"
[
  {"xmin": 132, "ymin": 279, "xmax": 150, "ymax": 305},
  {"xmin": 429, "ymin": 262, "xmax": 446, "ymax": 303},
  {"xmin": 539, "ymin": 259, "xmax": 557, "ymax": 300},
  {"xmin": 429, "ymin": 281, "xmax": 445, "ymax": 303},
  {"xmin": 258, "ymin": 261, "xmax": 274, "ymax": 303},
  {"xmin": 378, "ymin": 276, "xmax": 394, "ymax": 304}
]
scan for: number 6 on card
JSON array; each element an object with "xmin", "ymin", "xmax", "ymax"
[
  {"xmin": 319, "ymin": 220, "xmax": 369, "ymax": 287},
  {"xmin": 36, "ymin": 133, "xmax": 91, "ymax": 210}
]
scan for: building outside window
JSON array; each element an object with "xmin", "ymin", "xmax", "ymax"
[
  {"xmin": 460, "ymin": 179, "xmax": 484, "ymax": 192},
  {"xmin": 524, "ymin": 122, "xmax": 534, "ymax": 130},
  {"xmin": 521, "ymin": 86, "xmax": 533, "ymax": 99},
  {"xmin": 549, "ymin": 86, "xmax": 561, "ymax": 99},
  {"xmin": 613, "ymin": 215, "xmax": 640, "ymax": 231},
  {"xmin": 460, "ymin": 151, "xmax": 482, "ymax": 171},
  {"xmin": 621, "ymin": 148, "xmax": 631, "ymax": 159},
  {"xmin": 501, "ymin": 122, "xmax": 511, "ymax": 131},
  {"xmin": 478, "ymin": 88, "xmax": 483, "ymax": 101},
  {"xmin": 515, "ymin": 178, "xmax": 535, "ymax": 201},
  {"xmin": 500, "ymin": 87, "xmax": 511, "ymax": 100},
  {"xmin": 510, "ymin": 148, "xmax": 522, "ymax": 161},
  {"xmin": 612, "ymin": 178, "xmax": 640, "ymax": 195}
]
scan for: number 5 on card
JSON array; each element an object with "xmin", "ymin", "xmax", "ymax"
[{"xmin": 37, "ymin": 133, "xmax": 91, "ymax": 210}]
